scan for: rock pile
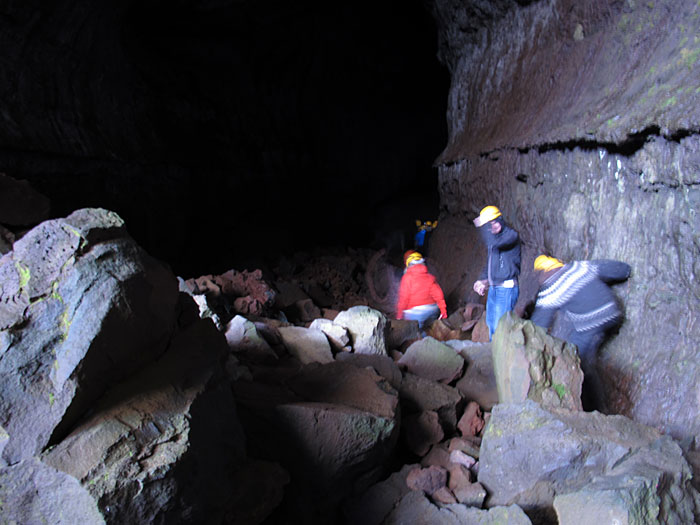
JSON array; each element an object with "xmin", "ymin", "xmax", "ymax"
[{"xmin": 1, "ymin": 209, "xmax": 698, "ymax": 525}]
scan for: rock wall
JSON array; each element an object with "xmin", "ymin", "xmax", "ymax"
[{"xmin": 432, "ymin": 0, "xmax": 700, "ymax": 441}]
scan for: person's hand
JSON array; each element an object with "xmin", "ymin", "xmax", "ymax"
[
  {"xmin": 439, "ymin": 313, "xmax": 447, "ymax": 320},
  {"xmin": 473, "ymin": 279, "xmax": 488, "ymax": 296}
]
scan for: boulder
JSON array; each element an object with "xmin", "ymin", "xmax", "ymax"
[
  {"xmin": 492, "ymin": 312, "xmax": 583, "ymax": 410},
  {"xmin": 478, "ymin": 400, "xmax": 699, "ymax": 522},
  {"xmin": 286, "ymin": 361, "xmax": 399, "ymax": 418},
  {"xmin": 398, "ymin": 337, "xmax": 464, "ymax": 383},
  {"xmin": 0, "ymin": 458, "xmax": 104, "ymax": 524},
  {"xmin": 286, "ymin": 297, "xmax": 322, "ymax": 323},
  {"xmin": 277, "ymin": 325, "xmax": 334, "ymax": 364},
  {"xmin": 450, "ymin": 340, "xmax": 498, "ymax": 410},
  {"xmin": 0, "ymin": 208, "xmax": 179, "ymax": 464},
  {"xmin": 333, "ymin": 305, "xmax": 388, "ymax": 355},
  {"xmin": 43, "ymin": 318, "xmax": 248, "ymax": 524},
  {"xmin": 385, "ymin": 318, "xmax": 420, "ymax": 351},
  {"xmin": 224, "ymin": 459, "xmax": 290, "ymax": 525},
  {"xmin": 0, "ymin": 224, "xmax": 14, "ymax": 255},
  {"xmin": 399, "ymin": 372, "xmax": 463, "ymax": 434},
  {"xmin": 471, "ymin": 312, "xmax": 490, "ymax": 343},
  {"xmin": 406, "ymin": 465, "xmax": 448, "ymax": 495},
  {"xmin": 225, "ymin": 314, "xmax": 278, "ymax": 363},
  {"xmin": 309, "ymin": 317, "xmax": 350, "ymax": 351},
  {"xmin": 335, "ymin": 352, "xmax": 403, "ymax": 391}
]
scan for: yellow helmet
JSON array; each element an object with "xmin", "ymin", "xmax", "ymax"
[
  {"xmin": 534, "ymin": 255, "xmax": 564, "ymax": 272},
  {"xmin": 404, "ymin": 250, "xmax": 424, "ymax": 267},
  {"xmin": 473, "ymin": 206, "xmax": 502, "ymax": 227}
]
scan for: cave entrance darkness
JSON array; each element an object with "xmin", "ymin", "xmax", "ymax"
[{"xmin": 117, "ymin": 1, "xmax": 449, "ymax": 276}]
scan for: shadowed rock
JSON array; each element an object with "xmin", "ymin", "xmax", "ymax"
[
  {"xmin": 0, "ymin": 457, "xmax": 104, "ymax": 524},
  {"xmin": 450, "ymin": 340, "xmax": 498, "ymax": 411},
  {"xmin": 492, "ymin": 312, "xmax": 583, "ymax": 410},
  {"xmin": 0, "ymin": 173, "xmax": 50, "ymax": 226},
  {"xmin": 278, "ymin": 325, "xmax": 334, "ymax": 364},
  {"xmin": 0, "ymin": 208, "xmax": 179, "ymax": 464},
  {"xmin": 225, "ymin": 314, "xmax": 279, "ymax": 364},
  {"xmin": 43, "ymin": 317, "xmax": 248, "ymax": 523}
]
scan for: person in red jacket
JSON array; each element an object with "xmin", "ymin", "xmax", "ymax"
[{"xmin": 395, "ymin": 250, "xmax": 447, "ymax": 330}]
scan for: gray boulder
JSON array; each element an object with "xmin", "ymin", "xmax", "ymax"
[
  {"xmin": 0, "ymin": 457, "xmax": 104, "ymax": 524},
  {"xmin": 492, "ymin": 312, "xmax": 583, "ymax": 410},
  {"xmin": 225, "ymin": 314, "xmax": 278, "ymax": 363},
  {"xmin": 478, "ymin": 400, "xmax": 699, "ymax": 522},
  {"xmin": 333, "ymin": 305, "xmax": 388, "ymax": 355},
  {"xmin": 450, "ymin": 340, "xmax": 498, "ymax": 410},
  {"xmin": 43, "ymin": 317, "xmax": 248, "ymax": 524},
  {"xmin": 399, "ymin": 372, "xmax": 463, "ymax": 435},
  {"xmin": 309, "ymin": 317, "xmax": 350, "ymax": 351},
  {"xmin": 398, "ymin": 337, "xmax": 465, "ymax": 383},
  {"xmin": 0, "ymin": 208, "xmax": 179, "ymax": 464},
  {"xmin": 278, "ymin": 325, "xmax": 334, "ymax": 364},
  {"xmin": 335, "ymin": 352, "xmax": 403, "ymax": 391}
]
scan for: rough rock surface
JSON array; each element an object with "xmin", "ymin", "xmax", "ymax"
[
  {"xmin": 431, "ymin": 0, "xmax": 700, "ymax": 444},
  {"xmin": 398, "ymin": 337, "xmax": 464, "ymax": 383},
  {"xmin": 449, "ymin": 340, "xmax": 498, "ymax": 410},
  {"xmin": 478, "ymin": 400, "xmax": 699, "ymax": 522},
  {"xmin": 0, "ymin": 173, "xmax": 50, "ymax": 226},
  {"xmin": 333, "ymin": 305, "xmax": 388, "ymax": 356},
  {"xmin": 0, "ymin": 208, "xmax": 178, "ymax": 464},
  {"xmin": 43, "ymin": 317, "xmax": 247, "ymax": 523},
  {"xmin": 0, "ymin": 458, "xmax": 105, "ymax": 524},
  {"xmin": 278, "ymin": 325, "xmax": 334, "ymax": 364},
  {"xmin": 492, "ymin": 312, "xmax": 583, "ymax": 410}
]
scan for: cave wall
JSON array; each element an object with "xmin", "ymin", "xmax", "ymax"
[{"xmin": 432, "ymin": 0, "xmax": 700, "ymax": 440}]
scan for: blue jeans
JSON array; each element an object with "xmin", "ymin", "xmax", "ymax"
[
  {"xmin": 486, "ymin": 285, "xmax": 519, "ymax": 340},
  {"xmin": 403, "ymin": 304, "xmax": 440, "ymax": 329}
]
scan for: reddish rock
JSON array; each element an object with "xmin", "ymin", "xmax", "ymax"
[
  {"xmin": 421, "ymin": 444, "xmax": 452, "ymax": 470},
  {"xmin": 458, "ymin": 401, "xmax": 485, "ymax": 437},
  {"xmin": 432, "ymin": 486, "xmax": 457, "ymax": 504},
  {"xmin": 405, "ymin": 465, "xmax": 448, "ymax": 495},
  {"xmin": 471, "ymin": 312, "xmax": 490, "ymax": 343}
]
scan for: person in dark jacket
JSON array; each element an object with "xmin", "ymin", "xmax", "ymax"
[
  {"xmin": 396, "ymin": 250, "xmax": 447, "ymax": 330},
  {"xmin": 472, "ymin": 206, "xmax": 521, "ymax": 340},
  {"xmin": 530, "ymin": 255, "xmax": 631, "ymax": 411}
]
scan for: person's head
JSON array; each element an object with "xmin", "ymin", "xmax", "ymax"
[
  {"xmin": 473, "ymin": 206, "xmax": 502, "ymax": 233},
  {"xmin": 533, "ymin": 255, "xmax": 564, "ymax": 273},
  {"xmin": 404, "ymin": 250, "xmax": 424, "ymax": 268}
]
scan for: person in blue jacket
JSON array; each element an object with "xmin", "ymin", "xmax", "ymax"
[
  {"xmin": 530, "ymin": 255, "xmax": 631, "ymax": 411},
  {"xmin": 472, "ymin": 206, "xmax": 521, "ymax": 340}
]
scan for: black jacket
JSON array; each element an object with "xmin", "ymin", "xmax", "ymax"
[
  {"xmin": 530, "ymin": 260, "xmax": 631, "ymax": 333},
  {"xmin": 477, "ymin": 218, "xmax": 521, "ymax": 285}
]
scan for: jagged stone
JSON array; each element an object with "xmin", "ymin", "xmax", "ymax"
[
  {"xmin": 277, "ymin": 325, "xmax": 334, "ymax": 364},
  {"xmin": 333, "ymin": 305, "xmax": 388, "ymax": 355},
  {"xmin": 492, "ymin": 312, "xmax": 583, "ymax": 410},
  {"xmin": 421, "ymin": 443, "xmax": 452, "ymax": 470},
  {"xmin": 43, "ymin": 318, "xmax": 248, "ymax": 524},
  {"xmin": 448, "ymin": 436, "xmax": 481, "ymax": 461},
  {"xmin": 406, "ymin": 465, "xmax": 448, "ymax": 495},
  {"xmin": 0, "ymin": 208, "xmax": 179, "ymax": 464},
  {"xmin": 478, "ymin": 400, "xmax": 699, "ymax": 522},
  {"xmin": 399, "ymin": 372, "xmax": 463, "ymax": 435},
  {"xmin": 450, "ymin": 340, "xmax": 498, "ymax": 411},
  {"xmin": 225, "ymin": 314, "xmax": 278, "ymax": 364},
  {"xmin": 0, "ymin": 458, "xmax": 104, "ymax": 524},
  {"xmin": 457, "ymin": 400, "xmax": 485, "ymax": 437},
  {"xmin": 398, "ymin": 337, "xmax": 464, "ymax": 383},
  {"xmin": 309, "ymin": 317, "xmax": 350, "ymax": 351}
]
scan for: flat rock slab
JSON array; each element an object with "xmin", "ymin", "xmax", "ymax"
[{"xmin": 278, "ymin": 325, "xmax": 334, "ymax": 364}]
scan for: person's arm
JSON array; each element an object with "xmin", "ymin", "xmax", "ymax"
[
  {"xmin": 429, "ymin": 279, "xmax": 448, "ymax": 318},
  {"xmin": 590, "ymin": 260, "xmax": 631, "ymax": 283},
  {"xmin": 492, "ymin": 226, "xmax": 519, "ymax": 250}
]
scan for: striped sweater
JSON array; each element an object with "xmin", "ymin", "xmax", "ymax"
[{"xmin": 530, "ymin": 260, "xmax": 631, "ymax": 333}]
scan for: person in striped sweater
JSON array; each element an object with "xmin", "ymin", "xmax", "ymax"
[{"xmin": 530, "ymin": 255, "xmax": 631, "ymax": 411}]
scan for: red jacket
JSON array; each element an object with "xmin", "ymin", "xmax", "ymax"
[{"xmin": 395, "ymin": 264, "xmax": 447, "ymax": 319}]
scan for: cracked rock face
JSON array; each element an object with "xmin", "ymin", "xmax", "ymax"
[{"xmin": 432, "ymin": 0, "xmax": 700, "ymax": 442}]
